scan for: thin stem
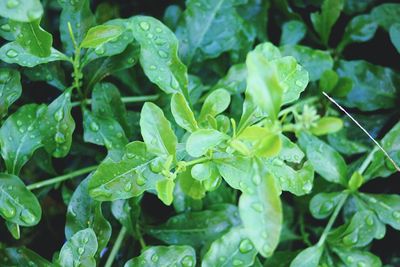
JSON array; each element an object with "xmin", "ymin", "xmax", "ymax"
[
  {"xmin": 136, "ymin": 224, "xmax": 146, "ymax": 250},
  {"xmin": 316, "ymin": 192, "xmax": 349, "ymax": 247},
  {"xmin": 278, "ymin": 96, "xmax": 319, "ymax": 117},
  {"xmin": 71, "ymin": 94, "xmax": 160, "ymax": 108},
  {"xmin": 104, "ymin": 226, "xmax": 127, "ymax": 267},
  {"xmin": 358, "ymin": 147, "xmax": 379, "ymax": 175},
  {"xmin": 185, "ymin": 157, "xmax": 210, "ymax": 167},
  {"xmin": 27, "ymin": 165, "xmax": 97, "ymax": 190}
]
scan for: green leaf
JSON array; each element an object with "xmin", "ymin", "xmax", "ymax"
[
  {"xmin": 57, "ymin": 228, "xmax": 98, "ymax": 267},
  {"xmin": 309, "ymin": 117, "xmax": 343, "ymax": 136},
  {"xmin": 140, "ymin": 102, "xmax": 177, "ymax": 159},
  {"xmin": 0, "ymin": 0, "xmax": 43, "ymax": 22},
  {"xmin": 389, "ymin": 23, "xmax": 400, "ymax": 53},
  {"xmin": 146, "ymin": 204, "xmax": 240, "ymax": 248},
  {"xmin": 39, "ymin": 91, "xmax": 75, "ymax": 158},
  {"xmin": 24, "ymin": 62, "xmax": 67, "ymax": 90},
  {"xmin": 0, "ymin": 68, "xmax": 21, "ymax": 118},
  {"xmin": 176, "ymin": 0, "xmax": 254, "ymax": 65},
  {"xmin": 238, "ymin": 159, "xmax": 282, "ymax": 257},
  {"xmin": 348, "ymin": 171, "xmax": 363, "ymax": 191},
  {"xmin": 309, "ymin": 192, "xmax": 343, "ymax": 219},
  {"xmin": 0, "ymin": 247, "xmax": 51, "ymax": 266},
  {"xmin": 319, "ymin": 70, "xmax": 339, "ymax": 93},
  {"xmin": 6, "ymin": 221, "xmax": 20, "ymax": 239},
  {"xmin": 59, "ymin": 0, "xmax": 95, "ymax": 55},
  {"xmin": 65, "ymin": 177, "xmax": 111, "ymax": 258},
  {"xmin": 278, "ymin": 135, "xmax": 305, "ymax": 163},
  {"xmin": 290, "ymin": 245, "xmax": 323, "ymax": 267},
  {"xmin": 171, "ymin": 93, "xmax": 198, "ymax": 132},
  {"xmin": 0, "ymin": 173, "xmax": 41, "ymax": 226},
  {"xmin": 128, "ymin": 16, "xmax": 189, "ymax": 97},
  {"xmin": 336, "ymin": 60, "xmax": 400, "ymax": 111},
  {"xmin": 202, "ymin": 226, "xmax": 257, "ymax": 267},
  {"xmin": 333, "ymin": 248, "xmax": 382, "ymax": 267},
  {"xmin": 199, "ymin": 89, "xmax": 231, "ymax": 122},
  {"xmin": 359, "ymin": 193, "xmax": 400, "ymax": 230},
  {"xmin": 280, "ymin": 20, "xmax": 306, "ymax": 45},
  {"xmin": 280, "ymin": 45, "xmax": 333, "ymax": 81},
  {"xmin": 156, "ymin": 178, "xmax": 175, "ymax": 205},
  {"xmin": 0, "ymin": 42, "xmax": 68, "ymax": 67},
  {"xmin": 111, "ymin": 197, "xmax": 141, "ymax": 235},
  {"xmin": 88, "ymin": 141, "xmax": 163, "ymax": 201},
  {"xmin": 298, "ymin": 132, "xmax": 347, "ymax": 185},
  {"xmin": 268, "ymin": 160, "xmax": 314, "ymax": 196},
  {"xmin": 11, "ymin": 19, "xmax": 52, "ymax": 57},
  {"xmin": 81, "ymin": 25, "xmax": 123, "ymax": 48},
  {"xmin": 191, "ymin": 162, "xmax": 218, "ymax": 182},
  {"xmin": 337, "ymin": 15, "xmax": 377, "ymax": 52},
  {"xmin": 310, "ymin": 0, "xmax": 344, "ymax": 45},
  {"xmin": 177, "ymin": 166, "xmax": 207, "ymax": 199},
  {"xmin": 186, "ymin": 129, "xmax": 227, "ymax": 157},
  {"xmin": 83, "ymin": 109, "xmax": 128, "ymax": 160},
  {"xmin": 124, "ymin": 245, "xmax": 196, "ymax": 267},
  {"xmin": 371, "ymin": 3, "xmax": 400, "ymax": 31},
  {"xmin": 0, "ymin": 104, "xmax": 45, "ymax": 174}
]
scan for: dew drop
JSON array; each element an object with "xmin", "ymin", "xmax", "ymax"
[
  {"xmin": 262, "ymin": 244, "xmax": 270, "ymax": 255},
  {"xmin": 251, "ymin": 202, "xmax": 263, "ymax": 212},
  {"xmin": 16, "ymin": 120, "xmax": 23, "ymax": 126},
  {"xmin": 6, "ymin": 49, "xmax": 18, "ymax": 58},
  {"xmin": 149, "ymin": 65, "xmax": 157, "ymax": 70},
  {"xmin": 366, "ymin": 215, "xmax": 374, "ymax": 226},
  {"xmin": 117, "ymin": 132, "xmax": 123, "ymax": 138},
  {"xmin": 357, "ymin": 262, "xmax": 366, "ymax": 267},
  {"xmin": 78, "ymin": 247, "xmax": 85, "ymax": 255},
  {"xmin": 124, "ymin": 182, "xmax": 132, "ymax": 192},
  {"xmin": 239, "ymin": 239, "xmax": 253, "ymax": 253},
  {"xmin": 320, "ymin": 201, "xmax": 333, "ymax": 213},
  {"xmin": 272, "ymin": 158, "xmax": 284, "ymax": 166},
  {"xmin": 21, "ymin": 209, "xmax": 36, "ymax": 224},
  {"xmin": 151, "ymin": 254, "xmax": 159, "ymax": 262},
  {"xmin": 346, "ymin": 256, "xmax": 354, "ymax": 263},
  {"xmin": 155, "ymin": 38, "xmax": 166, "ymax": 46},
  {"xmin": 261, "ymin": 231, "xmax": 268, "ymax": 239},
  {"xmin": 90, "ymin": 188, "xmax": 112, "ymax": 198},
  {"xmin": 54, "ymin": 132, "xmax": 66, "ymax": 144},
  {"xmin": 368, "ymin": 197, "xmax": 377, "ymax": 204},
  {"xmin": 295, "ymin": 80, "xmax": 304, "ymax": 87},
  {"xmin": 90, "ymin": 122, "xmax": 99, "ymax": 132},
  {"xmin": 83, "ymin": 237, "xmax": 89, "ymax": 244},
  {"xmin": 54, "ymin": 109, "xmax": 64, "ymax": 122},
  {"xmin": 392, "ymin": 211, "xmax": 400, "ymax": 220},
  {"xmin": 342, "ymin": 233, "xmax": 358, "ymax": 245},
  {"xmin": 181, "ymin": 255, "xmax": 194, "ymax": 267},
  {"xmin": 147, "ymin": 33, "xmax": 154, "ymax": 39},
  {"xmin": 218, "ymin": 256, "xmax": 226, "ymax": 262},
  {"xmin": 158, "ymin": 50, "xmax": 168, "ymax": 58},
  {"xmin": 302, "ymin": 182, "xmax": 312, "ymax": 192},
  {"xmin": 95, "ymin": 46, "xmax": 105, "ymax": 55},
  {"xmin": 136, "ymin": 175, "xmax": 146, "ymax": 186},
  {"xmin": 155, "ymin": 27, "xmax": 162, "ymax": 33},
  {"xmin": 6, "ymin": 0, "xmax": 19, "ymax": 8},
  {"xmin": 139, "ymin": 21, "xmax": 150, "ymax": 31},
  {"xmin": 0, "ymin": 202, "xmax": 16, "ymax": 219},
  {"xmin": 18, "ymin": 127, "xmax": 25, "ymax": 133},
  {"xmin": 252, "ymin": 174, "xmax": 261, "ymax": 185},
  {"xmin": 0, "ymin": 24, "xmax": 11, "ymax": 32},
  {"xmin": 233, "ymin": 259, "xmax": 244, "ymax": 266}
]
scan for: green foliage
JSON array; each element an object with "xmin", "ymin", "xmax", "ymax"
[{"xmin": 0, "ymin": 1, "xmax": 399, "ymax": 266}]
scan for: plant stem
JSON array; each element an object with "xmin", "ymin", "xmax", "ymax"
[
  {"xmin": 316, "ymin": 192, "xmax": 349, "ymax": 247},
  {"xmin": 279, "ymin": 96, "xmax": 319, "ymax": 117},
  {"xmin": 71, "ymin": 94, "xmax": 160, "ymax": 107},
  {"xmin": 105, "ymin": 226, "xmax": 127, "ymax": 267},
  {"xmin": 27, "ymin": 165, "xmax": 97, "ymax": 190},
  {"xmin": 185, "ymin": 157, "xmax": 210, "ymax": 167},
  {"xmin": 358, "ymin": 147, "xmax": 379, "ymax": 175},
  {"xmin": 136, "ymin": 224, "xmax": 147, "ymax": 250}
]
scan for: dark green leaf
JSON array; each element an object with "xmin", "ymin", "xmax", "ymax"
[
  {"xmin": 371, "ymin": 3, "xmax": 400, "ymax": 31},
  {"xmin": 0, "ymin": 247, "xmax": 51, "ymax": 266},
  {"xmin": 338, "ymin": 15, "xmax": 377, "ymax": 52},
  {"xmin": 0, "ymin": 0, "xmax": 43, "ymax": 22},
  {"xmin": 280, "ymin": 20, "xmax": 306, "ymax": 45},
  {"xmin": 23, "ymin": 62, "xmax": 67, "ymax": 90},
  {"xmin": 310, "ymin": 192, "xmax": 343, "ymax": 219},
  {"xmin": 0, "ymin": 68, "xmax": 21, "ymax": 118},
  {"xmin": 389, "ymin": 23, "xmax": 400, "ymax": 53},
  {"xmin": 111, "ymin": 197, "xmax": 141, "ymax": 235}
]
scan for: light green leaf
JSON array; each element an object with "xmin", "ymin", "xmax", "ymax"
[
  {"xmin": 389, "ymin": 23, "xmax": 400, "ymax": 53},
  {"xmin": 140, "ymin": 102, "xmax": 177, "ymax": 158},
  {"xmin": 88, "ymin": 141, "xmax": 163, "ymax": 201},
  {"xmin": 290, "ymin": 245, "xmax": 323, "ymax": 267},
  {"xmin": 177, "ymin": 166, "xmax": 207, "ymax": 199},
  {"xmin": 146, "ymin": 204, "xmax": 240, "ymax": 248},
  {"xmin": 6, "ymin": 221, "xmax": 20, "ymax": 239},
  {"xmin": 298, "ymin": 132, "xmax": 347, "ymax": 185},
  {"xmin": 191, "ymin": 162, "xmax": 218, "ymax": 182},
  {"xmin": 310, "ymin": 0, "xmax": 344, "ymax": 45},
  {"xmin": 336, "ymin": 60, "xmax": 400, "ymax": 111},
  {"xmin": 239, "ymin": 159, "xmax": 282, "ymax": 257},
  {"xmin": 171, "ymin": 93, "xmax": 198, "ymax": 132},
  {"xmin": 319, "ymin": 70, "xmax": 339, "ymax": 93},
  {"xmin": 0, "ymin": 0, "xmax": 43, "ymax": 22},
  {"xmin": 333, "ymin": 248, "xmax": 382, "ymax": 267},
  {"xmin": 124, "ymin": 245, "xmax": 196, "ymax": 267},
  {"xmin": 128, "ymin": 16, "xmax": 189, "ymax": 97},
  {"xmin": 309, "ymin": 192, "xmax": 343, "ymax": 219},
  {"xmin": 0, "ymin": 42, "xmax": 68, "ymax": 67},
  {"xmin": 65, "ymin": 177, "xmax": 111, "ymax": 258},
  {"xmin": 0, "ymin": 104, "xmax": 45, "ymax": 174},
  {"xmin": 81, "ymin": 25, "xmax": 124, "ymax": 48},
  {"xmin": 57, "ymin": 228, "xmax": 98, "ymax": 267},
  {"xmin": 280, "ymin": 20, "xmax": 306, "ymax": 45},
  {"xmin": 348, "ymin": 171, "xmax": 363, "ymax": 191},
  {"xmin": 199, "ymin": 89, "xmax": 231, "ymax": 122},
  {"xmin": 186, "ymin": 129, "xmax": 227, "ymax": 157},
  {"xmin": 0, "ymin": 68, "xmax": 21, "ymax": 119},
  {"xmin": 202, "ymin": 226, "xmax": 257, "ymax": 267},
  {"xmin": 280, "ymin": 45, "xmax": 333, "ymax": 81},
  {"xmin": 310, "ymin": 117, "xmax": 343, "ymax": 136},
  {"xmin": 39, "ymin": 91, "xmax": 75, "ymax": 158},
  {"xmin": 0, "ymin": 173, "xmax": 41, "ymax": 226},
  {"xmin": 0, "ymin": 247, "xmax": 51, "ymax": 266},
  {"xmin": 277, "ymin": 135, "xmax": 304, "ymax": 163},
  {"xmin": 11, "ymin": 19, "xmax": 52, "ymax": 57},
  {"xmin": 156, "ymin": 178, "xmax": 175, "ymax": 205}
]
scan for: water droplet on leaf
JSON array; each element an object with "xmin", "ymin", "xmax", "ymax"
[
  {"xmin": 54, "ymin": 109, "xmax": 64, "ymax": 122},
  {"xmin": 21, "ymin": 209, "xmax": 36, "ymax": 224},
  {"xmin": 181, "ymin": 256, "xmax": 194, "ymax": 267},
  {"xmin": 54, "ymin": 132, "xmax": 66, "ymax": 144},
  {"xmin": 139, "ymin": 21, "xmax": 150, "ymax": 31},
  {"xmin": 90, "ymin": 122, "xmax": 99, "ymax": 132},
  {"xmin": 6, "ymin": 0, "xmax": 19, "ymax": 8},
  {"xmin": 6, "ymin": 49, "xmax": 18, "ymax": 58},
  {"xmin": 239, "ymin": 239, "xmax": 253, "ymax": 253}
]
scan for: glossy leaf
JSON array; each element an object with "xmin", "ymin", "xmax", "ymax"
[
  {"xmin": 186, "ymin": 129, "xmax": 227, "ymax": 157},
  {"xmin": 389, "ymin": 23, "xmax": 400, "ymax": 53},
  {"xmin": 0, "ymin": 0, "xmax": 43, "ymax": 22},
  {"xmin": 124, "ymin": 245, "xmax": 196, "ymax": 267},
  {"xmin": 319, "ymin": 70, "xmax": 339, "ymax": 93},
  {"xmin": 81, "ymin": 25, "xmax": 123, "ymax": 48},
  {"xmin": 290, "ymin": 245, "xmax": 323, "ymax": 267},
  {"xmin": 0, "ymin": 247, "xmax": 51, "ymax": 266},
  {"xmin": 371, "ymin": 3, "xmax": 400, "ymax": 31},
  {"xmin": 0, "ymin": 173, "xmax": 41, "ymax": 226},
  {"xmin": 178, "ymin": 166, "xmax": 207, "ymax": 199},
  {"xmin": 309, "ymin": 117, "xmax": 343, "ymax": 136},
  {"xmin": 56, "ymin": 228, "xmax": 98, "ymax": 267},
  {"xmin": 156, "ymin": 178, "xmax": 175, "ymax": 205},
  {"xmin": 23, "ymin": 62, "xmax": 67, "ymax": 90},
  {"xmin": 39, "ymin": 91, "xmax": 75, "ymax": 158},
  {"xmin": 88, "ymin": 141, "xmax": 163, "ymax": 201},
  {"xmin": 0, "ymin": 68, "xmax": 21, "ymax": 119},
  {"xmin": 65, "ymin": 177, "xmax": 111, "ymax": 257},
  {"xmin": 280, "ymin": 45, "xmax": 333, "ymax": 81},
  {"xmin": 336, "ymin": 60, "xmax": 400, "ymax": 111},
  {"xmin": 333, "ymin": 248, "xmax": 382, "ymax": 267},
  {"xmin": 128, "ymin": 16, "xmax": 189, "ymax": 97},
  {"xmin": 0, "ymin": 104, "xmax": 45, "ymax": 174},
  {"xmin": 140, "ymin": 102, "xmax": 177, "ymax": 158},
  {"xmin": 280, "ymin": 20, "xmax": 306, "ymax": 45},
  {"xmin": 239, "ymin": 159, "xmax": 282, "ymax": 257},
  {"xmin": 338, "ymin": 15, "xmax": 377, "ymax": 52},
  {"xmin": 146, "ymin": 204, "xmax": 240, "ymax": 248},
  {"xmin": 202, "ymin": 226, "xmax": 257, "ymax": 267},
  {"xmin": 310, "ymin": 0, "xmax": 344, "ymax": 45},
  {"xmin": 298, "ymin": 132, "xmax": 347, "ymax": 185},
  {"xmin": 171, "ymin": 93, "xmax": 198, "ymax": 132},
  {"xmin": 310, "ymin": 192, "xmax": 343, "ymax": 219},
  {"xmin": 199, "ymin": 89, "xmax": 231, "ymax": 122},
  {"xmin": 111, "ymin": 197, "xmax": 141, "ymax": 235}
]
